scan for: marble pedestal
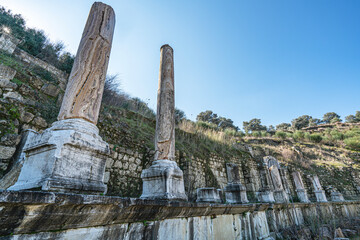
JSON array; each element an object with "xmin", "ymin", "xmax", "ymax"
[
  {"xmin": 314, "ymin": 190, "xmax": 328, "ymax": 202},
  {"xmin": 331, "ymin": 191, "xmax": 345, "ymax": 202},
  {"xmin": 8, "ymin": 119, "xmax": 109, "ymax": 194},
  {"xmin": 224, "ymin": 183, "xmax": 249, "ymax": 204},
  {"xmin": 274, "ymin": 190, "xmax": 289, "ymax": 203},
  {"xmin": 257, "ymin": 189, "xmax": 275, "ymax": 203},
  {"xmin": 140, "ymin": 160, "xmax": 187, "ymax": 201},
  {"xmin": 196, "ymin": 187, "xmax": 222, "ymax": 203},
  {"xmin": 296, "ymin": 189, "xmax": 310, "ymax": 203}
]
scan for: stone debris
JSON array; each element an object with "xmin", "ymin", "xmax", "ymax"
[{"xmin": 40, "ymin": 83, "xmax": 60, "ymax": 97}]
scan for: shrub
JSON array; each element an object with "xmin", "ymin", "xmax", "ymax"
[
  {"xmin": 224, "ymin": 128, "xmax": 237, "ymax": 137},
  {"xmin": 330, "ymin": 130, "xmax": 344, "ymax": 140},
  {"xmin": 196, "ymin": 121, "xmax": 217, "ymax": 130},
  {"xmin": 260, "ymin": 131, "xmax": 268, "ymax": 137},
  {"xmin": 293, "ymin": 131, "xmax": 305, "ymax": 141},
  {"xmin": 252, "ymin": 131, "xmax": 261, "ymax": 137},
  {"xmin": 275, "ymin": 131, "xmax": 287, "ymax": 139},
  {"xmin": 344, "ymin": 137, "xmax": 360, "ymax": 151},
  {"xmin": 344, "ymin": 128, "xmax": 360, "ymax": 138},
  {"xmin": 31, "ymin": 66, "xmax": 57, "ymax": 83},
  {"xmin": 308, "ymin": 133, "xmax": 323, "ymax": 143}
]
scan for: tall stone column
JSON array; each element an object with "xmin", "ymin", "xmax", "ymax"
[
  {"xmin": 9, "ymin": 2, "xmax": 115, "ymax": 194},
  {"xmin": 140, "ymin": 45, "xmax": 187, "ymax": 201},
  {"xmin": 58, "ymin": 2, "xmax": 115, "ymax": 124}
]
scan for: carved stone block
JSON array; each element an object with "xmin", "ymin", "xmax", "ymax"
[
  {"xmin": 331, "ymin": 191, "xmax": 345, "ymax": 202},
  {"xmin": 224, "ymin": 183, "xmax": 249, "ymax": 204},
  {"xmin": 8, "ymin": 119, "xmax": 109, "ymax": 193},
  {"xmin": 141, "ymin": 160, "xmax": 187, "ymax": 200},
  {"xmin": 314, "ymin": 190, "xmax": 328, "ymax": 202},
  {"xmin": 196, "ymin": 187, "xmax": 222, "ymax": 203}
]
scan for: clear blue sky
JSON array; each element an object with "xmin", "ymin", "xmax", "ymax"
[{"xmin": 1, "ymin": 0, "xmax": 360, "ymax": 129}]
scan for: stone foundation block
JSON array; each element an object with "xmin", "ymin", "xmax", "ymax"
[
  {"xmin": 224, "ymin": 183, "xmax": 249, "ymax": 204},
  {"xmin": 8, "ymin": 119, "xmax": 109, "ymax": 194},
  {"xmin": 296, "ymin": 189, "xmax": 310, "ymax": 203},
  {"xmin": 140, "ymin": 160, "xmax": 187, "ymax": 201},
  {"xmin": 273, "ymin": 190, "xmax": 289, "ymax": 203},
  {"xmin": 314, "ymin": 190, "xmax": 328, "ymax": 202},
  {"xmin": 257, "ymin": 190, "xmax": 275, "ymax": 203},
  {"xmin": 331, "ymin": 191, "xmax": 345, "ymax": 202},
  {"xmin": 196, "ymin": 187, "xmax": 222, "ymax": 203}
]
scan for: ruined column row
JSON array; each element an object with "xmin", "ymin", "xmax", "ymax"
[
  {"xmin": 6, "ymin": 2, "xmax": 347, "ymax": 204},
  {"xmin": 196, "ymin": 156, "xmax": 345, "ymax": 204}
]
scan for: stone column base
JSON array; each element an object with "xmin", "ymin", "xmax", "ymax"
[
  {"xmin": 224, "ymin": 183, "xmax": 249, "ymax": 204},
  {"xmin": 257, "ymin": 189, "xmax": 275, "ymax": 203},
  {"xmin": 196, "ymin": 187, "xmax": 222, "ymax": 203},
  {"xmin": 331, "ymin": 191, "xmax": 345, "ymax": 202},
  {"xmin": 314, "ymin": 190, "xmax": 328, "ymax": 202},
  {"xmin": 295, "ymin": 189, "xmax": 310, "ymax": 203},
  {"xmin": 140, "ymin": 160, "xmax": 188, "ymax": 201},
  {"xmin": 273, "ymin": 190, "xmax": 289, "ymax": 203},
  {"xmin": 8, "ymin": 119, "xmax": 109, "ymax": 194}
]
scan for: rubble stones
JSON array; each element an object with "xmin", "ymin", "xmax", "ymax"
[
  {"xmin": 0, "ymin": 64, "xmax": 16, "ymax": 80},
  {"xmin": 41, "ymin": 83, "xmax": 60, "ymax": 97},
  {"xmin": 1, "ymin": 134, "xmax": 21, "ymax": 146},
  {"xmin": 3, "ymin": 91, "xmax": 23, "ymax": 102},
  {"xmin": 0, "ymin": 145, "xmax": 16, "ymax": 159},
  {"xmin": 0, "ymin": 79, "xmax": 17, "ymax": 90},
  {"xmin": 32, "ymin": 116, "xmax": 47, "ymax": 128},
  {"xmin": 20, "ymin": 111, "xmax": 35, "ymax": 123}
]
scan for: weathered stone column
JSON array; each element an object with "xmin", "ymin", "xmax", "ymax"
[
  {"xmin": 140, "ymin": 45, "xmax": 187, "ymax": 200},
  {"xmin": 9, "ymin": 2, "xmax": 115, "ymax": 194},
  {"xmin": 224, "ymin": 163, "xmax": 249, "ymax": 203},
  {"xmin": 58, "ymin": 2, "xmax": 115, "ymax": 124},
  {"xmin": 308, "ymin": 175, "xmax": 327, "ymax": 202},
  {"xmin": 292, "ymin": 171, "xmax": 310, "ymax": 203}
]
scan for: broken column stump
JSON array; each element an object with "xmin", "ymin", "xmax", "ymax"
[{"xmin": 224, "ymin": 163, "xmax": 249, "ymax": 204}]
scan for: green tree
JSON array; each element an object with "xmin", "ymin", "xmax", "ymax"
[
  {"xmin": 345, "ymin": 111, "xmax": 360, "ymax": 123},
  {"xmin": 291, "ymin": 115, "xmax": 312, "ymax": 130},
  {"xmin": 309, "ymin": 118, "xmax": 321, "ymax": 127},
  {"xmin": 276, "ymin": 123, "xmax": 291, "ymax": 131},
  {"xmin": 175, "ymin": 108, "xmax": 186, "ymax": 124},
  {"xmin": 267, "ymin": 125, "xmax": 276, "ymax": 135},
  {"xmin": 196, "ymin": 110, "xmax": 217, "ymax": 123},
  {"xmin": 322, "ymin": 112, "xmax": 341, "ymax": 124},
  {"xmin": 243, "ymin": 118, "xmax": 266, "ymax": 134},
  {"xmin": 196, "ymin": 110, "xmax": 238, "ymax": 130}
]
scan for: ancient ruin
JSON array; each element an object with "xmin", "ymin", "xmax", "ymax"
[
  {"xmin": 140, "ymin": 44, "xmax": 187, "ymax": 200},
  {"xmin": 292, "ymin": 171, "xmax": 310, "ymax": 202},
  {"xmin": 196, "ymin": 187, "xmax": 222, "ymax": 203},
  {"xmin": 224, "ymin": 163, "xmax": 249, "ymax": 203},
  {"xmin": 8, "ymin": 2, "xmax": 115, "ymax": 193},
  {"xmin": 0, "ymin": 1, "xmax": 359, "ymax": 239},
  {"xmin": 309, "ymin": 175, "xmax": 328, "ymax": 202}
]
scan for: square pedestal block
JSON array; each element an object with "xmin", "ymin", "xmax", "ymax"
[
  {"xmin": 224, "ymin": 183, "xmax": 249, "ymax": 204},
  {"xmin": 140, "ymin": 160, "xmax": 188, "ymax": 201},
  {"xmin": 9, "ymin": 119, "xmax": 109, "ymax": 194}
]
